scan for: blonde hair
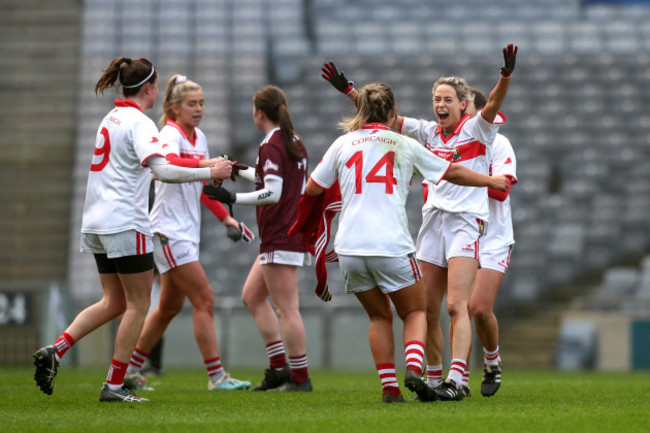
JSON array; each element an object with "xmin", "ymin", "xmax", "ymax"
[
  {"xmin": 339, "ymin": 82, "xmax": 395, "ymax": 132},
  {"xmin": 433, "ymin": 76, "xmax": 470, "ymax": 103},
  {"xmin": 159, "ymin": 74, "xmax": 202, "ymax": 125}
]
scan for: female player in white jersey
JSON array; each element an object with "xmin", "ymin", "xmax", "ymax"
[
  {"xmin": 203, "ymin": 85, "xmax": 313, "ymax": 391},
  {"xmin": 465, "ymin": 87, "xmax": 517, "ymax": 397},
  {"xmin": 32, "ymin": 57, "xmax": 232, "ymax": 403},
  {"xmin": 322, "ymin": 43, "xmax": 517, "ymax": 400},
  {"xmin": 123, "ymin": 75, "xmax": 251, "ymax": 391},
  {"xmin": 304, "ymin": 82, "xmax": 509, "ymax": 403}
]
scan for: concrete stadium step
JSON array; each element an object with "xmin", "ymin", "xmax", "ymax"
[
  {"xmin": 0, "ymin": 0, "xmax": 80, "ymax": 284},
  {"xmin": 0, "ymin": 3, "xmax": 79, "ymax": 26},
  {"xmin": 499, "ymin": 309, "xmax": 564, "ymax": 370}
]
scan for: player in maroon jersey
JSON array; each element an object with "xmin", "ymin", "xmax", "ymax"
[{"xmin": 204, "ymin": 85, "xmax": 312, "ymax": 391}]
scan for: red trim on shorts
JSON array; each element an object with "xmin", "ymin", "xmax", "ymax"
[
  {"xmin": 162, "ymin": 243, "xmax": 177, "ymax": 268},
  {"xmin": 136, "ymin": 232, "xmax": 147, "ymax": 255},
  {"xmin": 409, "ymin": 255, "xmax": 421, "ymax": 281},
  {"xmin": 498, "ymin": 247, "xmax": 512, "ymax": 270}
]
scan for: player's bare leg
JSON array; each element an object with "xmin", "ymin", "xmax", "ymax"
[
  {"xmin": 34, "ymin": 273, "xmax": 127, "ymax": 395},
  {"xmin": 242, "ymin": 257, "xmax": 292, "ymax": 390},
  {"xmin": 388, "ymin": 280, "xmax": 436, "ymax": 402},
  {"xmin": 261, "ymin": 262, "xmax": 311, "ymax": 391},
  {"xmin": 355, "ymin": 287, "xmax": 404, "ymax": 403},
  {"xmin": 420, "ymin": 261, "xmax": 447, "ymax": 388},
  {"xmin": 470, "ymin": 268, "xmax": 504, "ymax": 396},
  {"xmin": 97, "ymin": 270, "xmax": 152, "ymax": 402},
  {"xmin": 114, "ymin": 271, "xmax": 152, "ymax": 363},
  {"xmin": 434, "ymin": 257, "xmax": 477, "ymax": 401}
]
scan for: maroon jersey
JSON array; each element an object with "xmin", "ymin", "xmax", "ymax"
[{"xmin": 255, "ymin": 128, "xmax": 308, "ymax": 253}]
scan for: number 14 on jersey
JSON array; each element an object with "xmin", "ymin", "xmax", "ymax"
[{"xmin": 346, "ymin": 150, "xmax": 397, "ymax": 194}]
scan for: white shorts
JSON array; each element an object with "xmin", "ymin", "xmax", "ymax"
[
  {"xmin": 416, "ymin": 208, "xmax": 485, "ymax": 268},
  {"xmin": 338, "ymin": 254, "xmax": 422, "ymax": 294},
  {"xmin": 480, "ymin": 245, "xmax": 513, "ymax": 273},
  {"xmin": 81, "ymin": 230, "xmax": 153, "ymax": 259},
  {"xmin": 259, "ymin": 250, "xmax": 312, "ymax": 266},
  {"xmin": 153, "ymin": 234, "xmax": 199, "ymax": 274}
]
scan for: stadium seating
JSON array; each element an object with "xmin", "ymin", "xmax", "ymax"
[{"xmin": 59, "ymin": 0, "xmax": 650, "ymax": 368}]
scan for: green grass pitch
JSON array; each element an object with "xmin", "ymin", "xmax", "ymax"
[{"xmin": 3, "ymin": 367, "xmax": 650, "ymax": 433}]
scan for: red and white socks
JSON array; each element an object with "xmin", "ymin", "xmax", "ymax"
[
  {"xmin": 484, "ymin": 346, "xmax": 501, "ymax": 366},
  {"xmin": 404, "ymin": 341, "xmax": 424, "ymax": 375},
  {"xmin": 126, "ymin": 347, "xmax": 148, "ymax": 375},
  {"xmin": 377, "ymin": 363, "xmax": 400, "ymax": 398},
  {"xmin": 106, "ymin": 358, "xmax": 129, "ymax": 390},
  {"xmin": 448, "ymin": 358, "xmax": 467, "ymax": 386},
  {"xmin": 205, "ymin": 357, "xmax": 225, "ymax": 383},
  {"xmin": 53, "ymin": 332, "xmax": 75, "ymax": 362},
  {"xmin": 462, "ymin": 370, "xmax": 470, "ymax": 389},
  {"xmin": 288, "ymin": 354, "xmax": 309, "ymax": 383},
  {"xmin": 427, "ymin": 364, "xmax": 443, "ymax": 388}
]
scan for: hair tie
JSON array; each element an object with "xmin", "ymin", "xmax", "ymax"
[
  {"xmin": 175, "ymin": 75, "xmax": 187, "ymax": 84},
  {"xmin": 123, "ymin": 65, "xmax": 155, "ymax": 89}
]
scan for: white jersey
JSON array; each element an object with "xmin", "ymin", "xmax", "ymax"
[
  {"xmin": 150, "ymin": 121, "xmax": 208, "ymax": 243},
  {"xmin": 81, "ymin": 99, "xmax": 165, "ymax": 236},
  {"xmin": 310, "ymin": 123, "xmax": 450, "ymax": 257},
  {"xmin": 484, "ymin": 133, "xmax": 517, "ymax": 250},
  {"xmin": 400, "ymin": 112, "xmax": 501, "ymax": 220}
]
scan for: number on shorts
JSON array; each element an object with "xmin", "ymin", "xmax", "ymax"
[{"xmin": 345, "ymin": 150, "xmax": 397, "ymax": 194}]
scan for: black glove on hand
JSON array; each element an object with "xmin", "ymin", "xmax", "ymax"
[
  {"xmin": 321, "ymin": 61, "xmax": 354, "ymax": 95},
  {"xmin": 219, "ymin": 154, "xmax": 249, "ymax": 181},
  {"xmin": 203, "ymin": 185, "xmax": 236, "ymax": 204},
  {"xmin": 231, "ymin": 161, "xmax": 249, "ymax": 181},
  {"xmin": 500, "ymin": 43, "xmax": 518, "ymax": 77}
]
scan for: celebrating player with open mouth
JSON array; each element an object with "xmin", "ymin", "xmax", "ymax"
[
  {"xmin": 298, "ymin": 81, "xmax": 509, "ymax": 403},
  {"xmin": 322, "ymin": 43, "xmax": 517, "ymax": 401}
]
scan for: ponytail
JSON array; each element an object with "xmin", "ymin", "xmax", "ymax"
[
  {"xmin": 159, "ymin": 74, "xmax": 202, "ymax": 126},
  {"xmin": 253, "ymin": 85, "xmax": 305, "ymax": 162},
  {"xmin": 339, "ymin": 82, "xmax": 395, "ymax": 132},
  {"xmin": 94, "ymin": 57, "xmax": 158, "ymax": 97}
]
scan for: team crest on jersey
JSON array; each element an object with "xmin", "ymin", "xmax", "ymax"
[
  {"xmin": 452, "ymin": 147, "xmax": 461, "ymax": 162},
  {"xmin": 263, "ymin": 159, "xmax": 279, "ymax": 173},
  {"xmin": 158, "ymin": 234, "xmax": 168, "ymax": 246}
]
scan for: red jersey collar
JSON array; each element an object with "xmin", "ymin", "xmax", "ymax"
[
  {"xmin": 362, "ymin": 123, "xmax": 392, "ymax": 130},
  {"xmin": 114, "ymin": 98, "xmax": 144, "ymax": 113},
  {"xmin": 166, "ymin": 119, "xmax": 196, "ymax": 146},
  {"xmin": 435, "ymin": 113, "xmax": 471, "ymax": 142}
]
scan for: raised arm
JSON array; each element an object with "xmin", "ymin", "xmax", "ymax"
[
  {"xmin": 321, "ymin": 61, "xmax": 403, "ymax": 130},
  {"xmin": 481, "ymin": 43, "xmax": 517, "ymax": 123},
  {"xmin": 321, "ymin": 61, "xmax": 357, "ymax": 101}
]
